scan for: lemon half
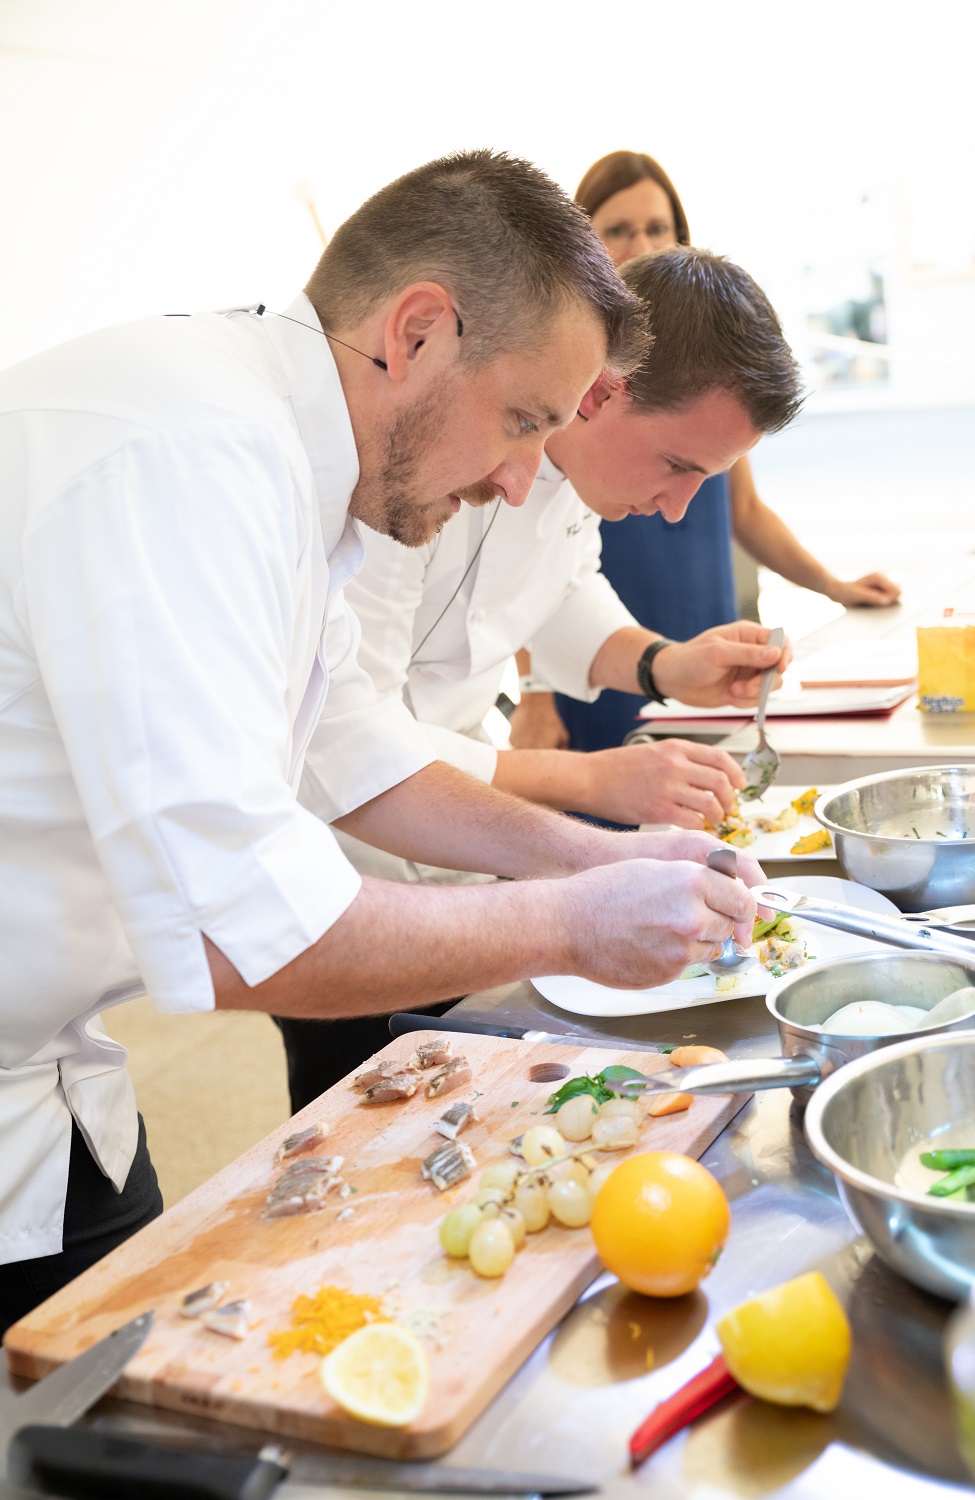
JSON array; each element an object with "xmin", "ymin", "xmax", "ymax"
[
  {"xmin": 716, "ymin": 1271, "xmax": 851, "ymax": 1412},
  {"xmin": 320, "ymin": 1322, "xmax": 430, "ymax": 1427}
]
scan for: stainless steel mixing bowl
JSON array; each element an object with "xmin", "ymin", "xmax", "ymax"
[
  {"xmin": 805, "ymin": 1030, "xmax": 975, "ymax": 1301},
  {"xmin": 616, "ymin": 953, "xmax": 975, "ymax": 1110},
  {"xmin": 816, "ymin": 765, "xmax": 975, "ymax": 912}
]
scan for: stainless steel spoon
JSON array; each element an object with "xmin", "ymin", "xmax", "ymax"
[
  {"xmin": 704, "ymin": 846, "xmax": 757, "ymax": 976},
  {"xmin": 740, "ymin": 625, "xmax": 785, "ymax": 800}
]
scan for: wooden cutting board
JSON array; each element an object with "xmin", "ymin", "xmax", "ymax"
[{"xmin": 4, "ymin": 1032, "xmax": 749, "ymax": 1459}]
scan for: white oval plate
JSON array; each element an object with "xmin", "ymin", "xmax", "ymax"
[{"xmin": 531, "ymin": 877, "xmax": 901, "ymax": 1018}]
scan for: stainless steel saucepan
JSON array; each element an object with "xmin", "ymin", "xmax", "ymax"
[{"xmin": 616, "ymin": 952, "xmax": 975, "ymax": 1108}]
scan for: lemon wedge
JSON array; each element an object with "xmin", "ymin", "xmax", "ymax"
[
  {"xmin": 716, "ymin": 1271, "xmax": 851, "ymax": 1412},
  {"xmin": 320, "ymin": 1322, "xmax": 429, "ymax": 1427}
]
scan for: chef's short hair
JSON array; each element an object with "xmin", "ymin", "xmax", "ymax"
[
  {"xmin": 621, "ymin": 248, "xmax": 802, "ymax": 434},
  {"xmin": 305, "ymin": 149, "xmax": 649, "ymax": 376}
]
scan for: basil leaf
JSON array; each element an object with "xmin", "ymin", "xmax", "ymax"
[{"xmin": 600, "ymin": 1065, "xmax": 645, "ymax": 1081}]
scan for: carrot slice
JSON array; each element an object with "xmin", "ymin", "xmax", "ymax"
[
  {"xmin": 646, "ymin": 1092, "xmax": 694, "ymax": 1116},
  {"xmin": 669, "ymin": 1045, "xmax": 729, "ymax": 1067}
]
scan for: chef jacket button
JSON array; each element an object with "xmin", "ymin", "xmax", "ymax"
[{"xmin": 471, "ymin": 608, "xmax": 486, "ymax": 623}]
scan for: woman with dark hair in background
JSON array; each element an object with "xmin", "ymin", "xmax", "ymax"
[{"xmin": 512, "ymin": 149, "xmax": 900, "ymax": 765}]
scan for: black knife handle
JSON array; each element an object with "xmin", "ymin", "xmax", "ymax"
[
  {"xmin": 8, "ymin": 1426, "xmax": 286, "ymax": 1500},
  {"xmin": 388, "ymin": 1012, "xmax": 529, "ymax": 1040}
]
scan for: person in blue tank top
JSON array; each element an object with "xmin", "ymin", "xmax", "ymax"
[{"xmin": 513, "ymin": 149, "xmax": 900, "ymax": 773}]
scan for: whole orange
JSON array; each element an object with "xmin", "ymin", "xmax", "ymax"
[{"xmin": 590, "ymin": 1151, "xmax": 731, "ymax": 1297}]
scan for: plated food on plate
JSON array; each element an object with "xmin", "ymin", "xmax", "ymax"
[{"xmin": 711, "ymin": 786, "xmax": 833, "ymax": 858}]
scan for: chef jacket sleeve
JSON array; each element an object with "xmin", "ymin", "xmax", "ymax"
[
  {"xmin": 297, "ymin": 589, "xmax": 437, "ymax": 822},
  {"xmin": 527, "ymin": 510, "xmax": 639, "ymax": 702},
  {"xmin": 21, "ymin": 422, "xmax": 367, "ymax": 1014},
  {"xmin": 303, "ymin": 529, "xmax": 499, "ymax": 802}
]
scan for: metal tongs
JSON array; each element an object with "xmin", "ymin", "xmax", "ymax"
[{"xmin": 750, "ymin": 885, "xmax": 975, "ymax": 962}]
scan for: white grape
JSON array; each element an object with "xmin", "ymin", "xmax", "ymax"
[
  {"xmin": 555, "ymin": 1095, "xmax": 599, "ymax": 1141},
  {"xmin": 548, "ymin": 1178, "xmax": 592, "ymax": 1228},
  {"xmin": 499, "ymin": 1206, "xmax": 527, "ymax": 1249},
  {"xmin": 469, "ymin": 1217, "xmax": 515, "ymax": 1277},
  {"xmin": 479, "ymin": 1160, "xmax": 521, "ymax": 1195},
  {"xmin": 513, "ymin": 1178, "xmax": 550, "ymax": 1232},
  {"xmin": 520, "ymin": 1125, "xmax": 566, "ymax": 1166},
  {"xmin": 439, "ymin": 1202, "xmax": 484, "ymax": 1258}
]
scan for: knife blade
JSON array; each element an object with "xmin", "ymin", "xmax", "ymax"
[
  {"xmin": 0, "ymin": 1311, "xmax": 153, "ymax": 1463},
  {"xmin": 388, "ymin": 1012, "xmax": 661, "ymax": 1052},
  {"xmin": 282, "ymin": 1447, "xmax": 599, "ymax": 1494}
]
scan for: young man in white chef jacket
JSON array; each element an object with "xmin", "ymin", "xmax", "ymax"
[
  {"xmin": 277, "ymin": 248, "xmax": 801, "ymax": 1110},
  {"xmin": 327, "ymin": 247, "xmax": 800, "ymax": 837},
  {"xmin": 0, "ymin": 151, "xmax": 769, "ymax": 1331}
]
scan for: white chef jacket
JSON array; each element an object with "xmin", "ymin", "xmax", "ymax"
[
  {"xmin": 0, "ymin": 294, "xmax": 434, "ymax": 1263},
  {"xmin": 301, "ymin": 455, "xmax": 637, "ymax": 883}
]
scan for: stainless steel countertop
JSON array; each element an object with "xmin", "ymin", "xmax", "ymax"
[
  {"xmin": 433, "ymin": 977, "xmax": 974, "ymax": 1497},
  {"xmin": 0, "ymin": 986, "xmax": 963, "ymax": 1500},
  {"xmin": 8, "ymin": 976, "xmax": 962, "ymax": 1499}
]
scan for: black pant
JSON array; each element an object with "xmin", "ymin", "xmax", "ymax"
[
  {"xmin": 275, "ymin": 1004, "xmax": 457, "ymax": 1115},
  {"xmin": 0, "ymin": 1114, "xmax": 163, "ymax": 1339}
]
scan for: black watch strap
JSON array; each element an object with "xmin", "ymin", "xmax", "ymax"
[{"xmin": 637, "ymin": 638, "xmax": 675, "ymax": 704}]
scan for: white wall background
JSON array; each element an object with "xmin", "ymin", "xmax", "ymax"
[{"xmin": 2, "ymin": 0, "xmax": 974, "ymax": 402}]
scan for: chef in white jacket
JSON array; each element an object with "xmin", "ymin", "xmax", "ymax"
[
  {"xmin": 322, "ymin": 248, "xmax": 800, "ymax": 872},
  {"xmin": 279, "ymin": 249, "xmax": 801, "ymax": 1112},
  {"xmin": 0, "ymin": 151, "xmax": 764, "ymax": 1331}
]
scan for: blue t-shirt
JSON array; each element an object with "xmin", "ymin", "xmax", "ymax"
[{"xmin": 554, "ymin": 471, "xmax": 738, "ymax": 759}]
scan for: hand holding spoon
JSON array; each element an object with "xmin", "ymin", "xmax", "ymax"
[{"xmin": 704, "ymin": 846, "xmax": 757, "ymax": 977}]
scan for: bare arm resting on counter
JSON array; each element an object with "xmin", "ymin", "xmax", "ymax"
[{"xmin": 729, "ymin": 456, "xmax": 901, "ymax": 608}]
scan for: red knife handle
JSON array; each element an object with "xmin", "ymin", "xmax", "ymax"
[{"xmin": 629, "ymin": 1353, "xmax": 739, "ymax": 1467}]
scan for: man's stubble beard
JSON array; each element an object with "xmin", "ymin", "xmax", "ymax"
[{"xmin": 352, "ymin": 376, "xmax": 499, "ymax": 548}]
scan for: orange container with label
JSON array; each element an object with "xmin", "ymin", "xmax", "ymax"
[{"xmin": 917, "ymin": 611, "xmax": 975, "ymax": 713}]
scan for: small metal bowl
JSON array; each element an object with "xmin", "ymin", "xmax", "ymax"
[
  {"xmin": 768, "ymin": 951, "xmax": 975, "ymax": 1107},
  {"xmin": 816, "ymin": 765, "xmax": 975, "ymax": 912},
  {"xmin": 805, "ymin": 1031, "xmax": 975, "ymax": 1301}
]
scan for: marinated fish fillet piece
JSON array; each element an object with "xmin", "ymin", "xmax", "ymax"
[
  {"xmin": 364, "ymin": 1072, "xmax": 419, "ymax": 1103},
  {"xmin": 276, "ymin": 1122, "xmax": 328, "ymax": 1161},
  {"xmin": 421, "ymin": 1140, "xmax": 476, "ymax": 1191},
  {"xmin": 409, "ymin": 1038, "xmax": 453, "ymax": 1070},
  {"xmin": 435, "ymin": 1101, "xmax": 478, "ymax": 1140},
  {"xmin": 179, "ymin": 1281, "xmax": 229, "ymax": 1318},
  {"xmin": 352, "ymin": 1061, "xmax": 417, "ymax": 1093},
  {"xmin": 201, "ymin": 1299, "xmax": 251, "ymax": 1340},
  {"xmin": 426, "ymin": 1056, "xmax": 472, "ymax": 1098},
  {"xmin": 264, "ymin": 1157, "xmax": 345, "ymax": 1219}
]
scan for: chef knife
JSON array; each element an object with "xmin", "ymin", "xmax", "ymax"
[
  {"xmin": 0, "ymin": 1312, "xmax": 154, "ymax": 1468},
  {"xmin": 389, "ymin": 1012, "xmax": 663, "ymax": 1052},
  {"xmin": 3, "ymin": 1313, "xmax": 287, "ymax": 1500},
  {"xmin": 9, "ymin": 1427, "xmax": 597, "ymax": 1497}
]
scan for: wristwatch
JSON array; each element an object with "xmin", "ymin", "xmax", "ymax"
[{"xmin": 636, "ymin": 639, "xmax": 675, "ymax": 704}]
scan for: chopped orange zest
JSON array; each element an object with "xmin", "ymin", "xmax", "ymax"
[
  {"xmin": 669, "ymin": 1045, "xmax": 729, "ymax": 1067},
  {"xmin": 268, "ymin": 1284, "xmax": 385, "ymax": 1361},
  {"xmin": 646, "ymin": 1092, "xmax": 693, "ymax": 1117}
]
